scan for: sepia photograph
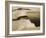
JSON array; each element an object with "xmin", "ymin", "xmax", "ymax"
[
  {"xmin": 5, "ymin": 1, "xmax": 45, "ymax": 37},
  {"xmin": 9, "ymin": 4, "xmax": 43, "ymax": 34},
  {"xmin": 12, "ymin": 7, "xmax": 40, "ymax": 31}
]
